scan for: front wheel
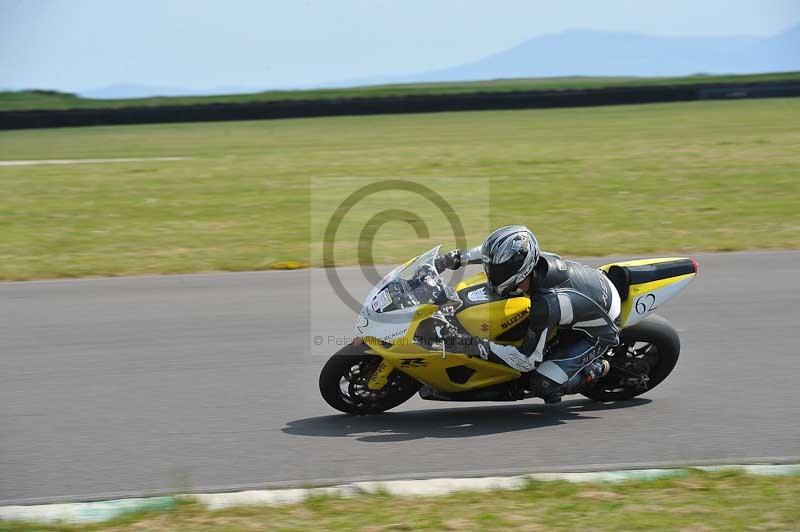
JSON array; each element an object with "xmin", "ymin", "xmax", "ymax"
[
  {"xmin": 581, "ymin": 315, "xmax": 680, "ymax": 402},
  {"xmin": 319, "ymin": 344, "xmax": 421, "ymax": 415}
]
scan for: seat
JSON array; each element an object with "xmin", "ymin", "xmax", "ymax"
[{"xmin": 626, "ymin": 259, "xmax": 696, "ymax": 285}]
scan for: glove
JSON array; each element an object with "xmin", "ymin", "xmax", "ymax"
[
  {"xmin": 434, "ymin": 322, "xmax": 490, "ymax": 359},
  {"xmin": 446, "ymin": 335, "xmax": 491, "ymax": 360},
  {"xmin": 434, "ymin": 249, "xmax": 463, "ymax": 272}
]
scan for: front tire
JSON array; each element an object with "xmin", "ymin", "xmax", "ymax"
[
  {"xmin": 319, "ymin": 344, "xmax": 421, "ymax": 415},
  {"xmin": 581, "ymin": 315, "xmax": 680, "ymax": 402}
]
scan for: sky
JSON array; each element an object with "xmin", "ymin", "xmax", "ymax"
[{"xmin": 1, "ymin": 0, "xmax": 799, "ymax": 93}]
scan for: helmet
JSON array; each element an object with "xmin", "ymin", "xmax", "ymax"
[{"xmin": 481, "ymin": 225, "xmax": 540, "ymax": 295}]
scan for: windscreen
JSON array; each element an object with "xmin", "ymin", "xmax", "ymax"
[{"xmin": 363, "ymin": 246, "xmax": 462, "ymax": 315}]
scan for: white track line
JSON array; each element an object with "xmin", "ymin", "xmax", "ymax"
[{"xmin": 0, "ymin": 157, "xmax": 191, "ymax": 167}]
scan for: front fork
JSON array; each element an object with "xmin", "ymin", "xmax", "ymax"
[{"xmin": 367, "ymin": 359, "xmax": 393, "ymax": 390}]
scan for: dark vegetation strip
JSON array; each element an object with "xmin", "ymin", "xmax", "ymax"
[
  {"xmin": 4, "ymin": 71, "xmax": 800, "ymax": 111},
  {"xmin": 2, "ymin": 80, "xmax": 799, "ymax": 130}
]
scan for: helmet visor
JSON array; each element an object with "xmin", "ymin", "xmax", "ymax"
[{"xmin": 484, "ymin": 253, "xmax": 525, "ymax": 293}]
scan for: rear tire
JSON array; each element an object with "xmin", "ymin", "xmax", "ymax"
[
  {"xmin": 319, "ymin": 344, "xmax": 421, "ymax": 415},
  {"xmin": 581, "ymin": 315, "xmax": 680, "ymax": 402}
]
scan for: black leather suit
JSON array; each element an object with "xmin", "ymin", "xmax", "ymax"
[
  {"xmin": 440, "ymin": 249, "xmax": 621, "ymax": 397},
  {"xmin": 517, "ymin": 253, "xmax": 621, "ymax": 396}
]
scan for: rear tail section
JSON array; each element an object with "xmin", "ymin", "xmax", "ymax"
[{"xmin": 600, "ymin": 257, "xmax": 698, "ymax": 328}]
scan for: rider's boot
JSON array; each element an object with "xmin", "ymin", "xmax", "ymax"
[
  {"xmin": 529, "ymin": 372, "xmax": 564, "ymax": 404},
  {"xmin": 564, "ymin": 359, "xmax": 611, "ymax": 393},
  {"xmin": 531, "ymin": 359, "xmax": 610, "ymax": 404},
  {"xmin": 583, "ymin": 359, "xmax": 611, "ymax": 384}
]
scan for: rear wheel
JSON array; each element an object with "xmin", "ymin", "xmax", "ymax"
[
  {"xmin": 319, "ymin": 344, "xmax": 421, "ymax": 415},
  {"xmin": 581, "ymin": 315, "xmax": 680, "ymax": 402}
]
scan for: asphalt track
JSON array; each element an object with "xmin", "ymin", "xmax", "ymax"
[{"xmin": 2, "ymin": 251, "xmax": 799, "ymax": 505}]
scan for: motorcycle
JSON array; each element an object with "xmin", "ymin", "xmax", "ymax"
[{"xmin": 319, "ymin": 246, "xmax": 698, "ymax": 415}]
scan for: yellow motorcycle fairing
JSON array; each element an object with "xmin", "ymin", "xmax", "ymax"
[
  {"xmin": 453, "ymin": 273, "xmax": 531, "ymax": 341},
  {"xmin": 363, "ymin": 303, "xmax": 521, "ymax": 393}
]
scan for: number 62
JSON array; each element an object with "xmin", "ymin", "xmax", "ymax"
[{"xmin": 635, "ymin": 293, "xmax": 656, "ymax": 314}]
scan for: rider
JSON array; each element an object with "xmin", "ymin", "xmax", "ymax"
[{"xmin": 435, "ymin": 225, "xmax": 621, "ymax": 404}]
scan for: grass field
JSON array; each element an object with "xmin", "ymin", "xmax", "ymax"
[
  {"xmin": 3, "ymin": 470, "xmax": 799, "ymax": 531},
  {"xmin": 2, "ymin": 71, "xmax": 799, "ymax": 111},
  {"xmin": 0, "ymin": 98, "xmax": 799, "ymax": 280}
]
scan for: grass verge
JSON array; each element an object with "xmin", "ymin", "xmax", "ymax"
[
  {"xmin": 0, "ymin": 98, "xmax": 799, "ymax": 280},
  {"xmin": 2, "ymin": 470, "xmax": 799, "ymax": 531}
]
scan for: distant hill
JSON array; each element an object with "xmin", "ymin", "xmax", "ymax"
[
  {"xmin": 43, "ymin": 24, "xmax": 800, "ymax": 99},
  {"xmin": 63, "ymin": 24, "xmax": 800, "ymax": 99},
  {"xmin": 344, "ymin": 25, "xmax": 800, "ymax": 87}
]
